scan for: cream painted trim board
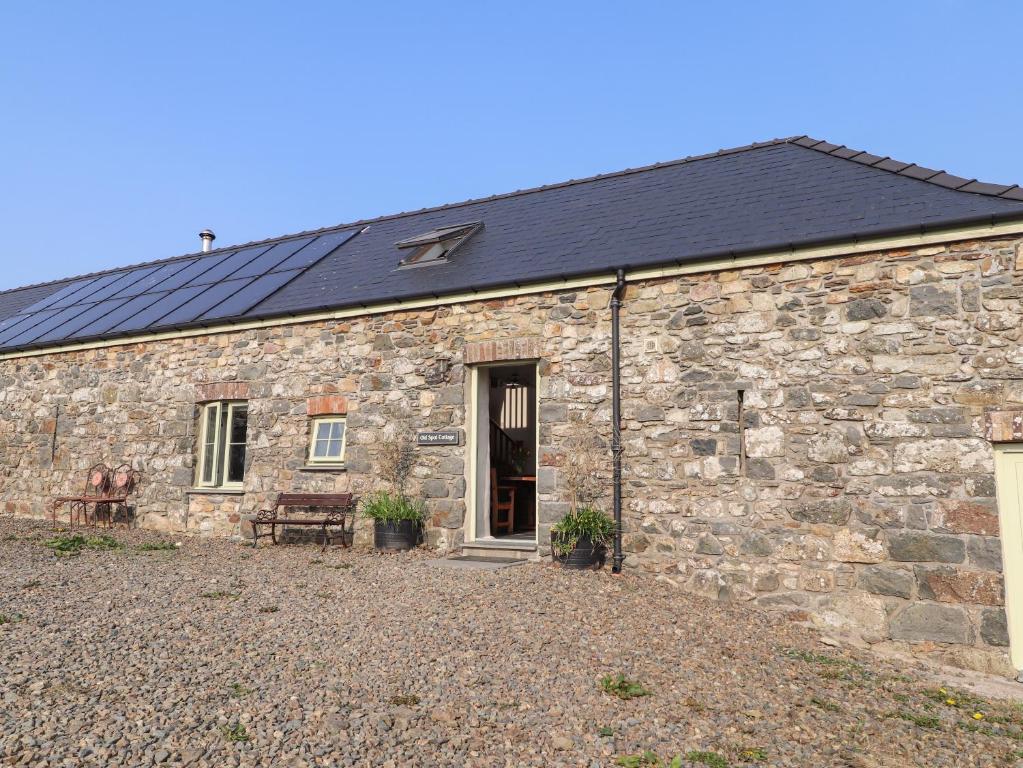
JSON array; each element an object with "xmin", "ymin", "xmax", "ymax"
[
  {"xmin": 995, "ymin": 444, "xmax": 1023, "ymax": 673},
  {"xmin": 2, "ymin": 218, "xmax": 1022, "ymax": 361}
]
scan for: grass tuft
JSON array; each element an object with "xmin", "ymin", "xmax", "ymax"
[
  {"xmin": 137, "ymin": 541, "xmax": 177, "ymax": 552},
  {"xmin": 686, "ymin": 751, "xmax": 729, "ymax": 768},
  {"xmin": 600, "ymin": 674, "xmax": 651, "ymax": 700},
  {"xmin": 220, "ymin": 723, "xmax": 249, "ymax": 742}
]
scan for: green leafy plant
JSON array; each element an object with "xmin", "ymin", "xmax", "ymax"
[
  {"xmin": 0, "ymin": 613, "xmax": 24, "ymax": 625},
  {"xmin": 598, "ymin": 726, "xmax": 615, "ymax": 737},
  {"xmin": 361, "ymin": 490, "xmax": 426, "ymax": 523},
  {"xmin": 228, "ymin": 682, "xmax": 253, "ymax": 698},
  {"xmin": 44, "ymin": 534, "xmax": 122, "ymax": 555},
  {"xmin": 599, "ymin": 673, "xmax": 651, "ymax": 700},
  {"xmin": 739, "ymin": 747, "xmax": 767, "ymax": 762},
  {"xmin": 220, "ymin": 723, "xmax": 249, "ymax": 742},
  {"xmin": 888, "ymin": 711, "xmax": 941, "ymax": 729},
  {"xmin": 686, "ymin": 751, "xmax": 729, "ymax": 768},
  {"xmin": 137, "ymin": 541, "xmax": 177, "ymax": 552},
  {"xmin": 551, "ymin": 505, "xmax": 615, "ymax": 556}
]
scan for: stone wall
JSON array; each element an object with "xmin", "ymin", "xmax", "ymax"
[
  {"xmin": 617, "ymin": 236, "xmax": 1023, "ymax": 676},
  {"xmin": 1, "ymin": 233, "xmax": 1022, "ymax": 675}
]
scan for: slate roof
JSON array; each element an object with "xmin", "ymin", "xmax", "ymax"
[{"xmin": 2, "ymin": 136, "xmax": 1022, "ymax": 354}]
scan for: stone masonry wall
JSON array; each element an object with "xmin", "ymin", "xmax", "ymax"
[
  {"xmin": 618, "ymin": 236, "xmax": 1023, "ymax": 676},
  {"xmin": 1, "ymin": 234, "xmax": 1022, "ymax": 675}
]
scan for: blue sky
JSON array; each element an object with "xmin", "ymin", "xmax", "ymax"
[{"xmin": 1, "ymin": 1, "xmax": 1021, "ymax": 291}]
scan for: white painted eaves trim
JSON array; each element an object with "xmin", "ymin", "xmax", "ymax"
[{"xmin": 2, "ymin": 218, "xmax": 1022, "ymax": 361}]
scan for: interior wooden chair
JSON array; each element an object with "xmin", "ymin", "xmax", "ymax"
[{"xmin": 490, "ymin": 468, "xmax": 516, "ymax": 536}]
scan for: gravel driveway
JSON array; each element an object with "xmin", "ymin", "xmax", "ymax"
[{"xmin": 0, "ymin": 517, "xmax": 1020, "ymax": 768}]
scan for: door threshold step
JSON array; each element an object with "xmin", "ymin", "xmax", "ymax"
[{"xmin": 461, "ymin": 540, "xmax": 538, "ymax": 561}]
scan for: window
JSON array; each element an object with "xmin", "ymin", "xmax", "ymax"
[
  {"xmin": 308, "ymin": 417, "xmax": 347, "ymax": 465},
  {"xmin": 395, "ymin": 222, "xmax": 482, "ymax": 268},
  {"xmin": 196, "ymin": 401, "xmax": 248, "ymax": 488}
]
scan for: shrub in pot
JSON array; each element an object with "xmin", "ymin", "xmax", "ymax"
[
  {"xmin": 362, "ymin": 491, "xmax": 426, "ymax": 552},
  {"xmin": 551, "ymin": 506, "xmax": 615, "ymax": 570}
]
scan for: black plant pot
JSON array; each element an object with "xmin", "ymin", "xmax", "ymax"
[
  {"xmin": 373, "ymin": 519, "xmax": 420, "ymax": 552},
  {"xmin": 555, "ymin": 534, "xmax": 606, "ymax": 570}
]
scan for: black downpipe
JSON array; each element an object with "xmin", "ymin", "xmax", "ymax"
[{"xmin": 611, "ymin": 269, "xmax": 626, "ymax": 573}]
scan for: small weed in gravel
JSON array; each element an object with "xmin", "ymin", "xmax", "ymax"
[
  {"xmin": 388, "ymin": 694, "xmax": 420, "ymax": 706},
  {"xmin": 682, "ymin": 696, "xmax": 707, "ymax": 713},
  {"xmin": 739, "ymin": 747, "xmax": 767, "ymax": 762},
  {"xmin": 615, "ymin": 751, "xmax": 668, "ymax": 767},
  {"xmin": 44, "ymin": 534, "xmax": 122, "ymax": 555},
  {"xmin": 600, "ymin": 673, "xmax": 651, "ymax": 700},
  {"xmin": 326, "ymin": 563, "xmax": 353, "ymax": 570},
  {"xmin": 258, "ymin": 606, "xmax": 279, "ymax": 614},
  {"xmin": 810, "ymin": 696, "xmax": 841, "ymax": 712},
  {"xmin": 686, "ymin": 751, "xmax": 729, "ymax": 768},
  {"xmin": 137, "ymin": 541, "xmax": 177, "ymax": 552},
  {"xmin": 309, "ymin": 558, "xmax": 323, "ymax": 565},
  {"xmin": 889, "ymin": 711, "xmax": 941, "ymax": 729},
  {"xmin": 598, "ymin": 726, "xmax": 615, "ymax": 737},
  {"xmin": 21, "ymin": 579, "xmax": 41, "ymax": 589},
  {"xmin": 220, "ymin": 723, "xmax": 249, "ymax": 742},
  {"xmin": 228, "ymin": 683, "xmax": 253, "ymax": 698},
  {"xmin": 0, "ymin": 613, "xmax": 24, "ymax": 625},
  {"xmin": 201, "ymin": 590, "xmax": 239, "ymax": 600}
]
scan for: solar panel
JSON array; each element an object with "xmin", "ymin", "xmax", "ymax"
[
  {"xmin": 155, "ymin": 278, "xmax": 256, "ymax": 326},
  {"xmin": 199, "ymin": 268, "xmax": 304, "ymax": 320},
  {"xmin": 231, "ymin": 238, "xmax": 314, "ymax": 279},
  {"xmin": 0, "ymin": 228, "xmax": 361, "ymax": 350},
  {"xmin": 69, "ymin": 292, "xmax": 169, "ymax": 339}
]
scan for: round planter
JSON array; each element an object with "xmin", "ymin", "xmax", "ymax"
[
  {"xmin": 373, "ymin": 519, "xmax": 420, "ymax": 551},
  {"xmin": 554, "ymin": 534, "xmax": 606, "ymax": 570}
]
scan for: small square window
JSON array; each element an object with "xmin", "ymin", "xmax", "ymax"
[{"xmin": 308, "ymin": 417, "xmax": 347, "ymax": 465}]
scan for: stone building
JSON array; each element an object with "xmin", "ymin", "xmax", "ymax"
[{"xmin": 2, "ymin": 136, "xmax": 1023, "ymax": 677}]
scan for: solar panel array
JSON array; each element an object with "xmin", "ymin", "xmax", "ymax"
[{"xmin": 0, "ymin": 229, "xmax": 359, "ymax": 351}]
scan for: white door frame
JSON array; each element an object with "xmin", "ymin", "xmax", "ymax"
[
  {"xmin": 465, "ymin": 360, "xmax": 539, "ymax": 545},
  {"xmin": 995, "ymin": 443, "xmax": 1023, "ymax": 673}
]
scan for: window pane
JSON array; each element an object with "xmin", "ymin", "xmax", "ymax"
[
  {"xmin": 329, "ymin": 422, "xmax": 343, "ymax": 440},
  {"xmin": 201, "ymin": 406, "xmax": 218, "ymax": 484},
  {"xmin": 226, "ymin": 406, "xmax": 248, "ymax": 483},
  {"xmin": 315, "ymin": 422, "xmax": 332, "ymax": 441}
]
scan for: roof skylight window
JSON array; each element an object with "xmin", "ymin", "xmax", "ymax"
[{"xmin": 396, "ymin": 222, "xmax": 482, "ymax": 268}]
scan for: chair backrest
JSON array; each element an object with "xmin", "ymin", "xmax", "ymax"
[
  {"xmin": 85, "ymin": 464, "xmax": 111, "ymax": 497},
  {"xmin": 111, "ymin": 464, "xmax": 141, "ymax": 496}
]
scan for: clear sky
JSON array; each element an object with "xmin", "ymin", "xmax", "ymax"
[{"xmin": 1, "ymin": 1, "xmax": 1021, "ymax": 291}]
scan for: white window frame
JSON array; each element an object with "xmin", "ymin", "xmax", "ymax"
[
  {"xmin": 307, "ymin": 416, "xmax": 347, "ymax": 466},
  {"xmin": 195, "ymin": 400, "xmax": 248, "ymax": 489}
]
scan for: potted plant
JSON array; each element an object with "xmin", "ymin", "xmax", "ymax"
[
  {"xmin": 551, "ymin": 505, "xmax": 615, "ymax": 569},
  {"xmin": 363, "ymin": 491, "xmax": 426, "ymax": 551},
  {"xmin": 363, "ymin": 422, "xmax": 425, "ymax": 551},
  {"xmin": 550, "ymin": 431, "xmax": 614, "ymax": 569}
]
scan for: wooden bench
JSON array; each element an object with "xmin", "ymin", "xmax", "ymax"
[{"xmin": 251, "ymin": 493, "xmax": 357, "ymax": 551}]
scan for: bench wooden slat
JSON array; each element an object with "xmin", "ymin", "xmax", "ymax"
[{"xmin": 275, "ymin": 493, "xmax": 352, "ymax": 506}]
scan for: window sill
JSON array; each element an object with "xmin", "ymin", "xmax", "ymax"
[
  {"xmin": 299, "ymin": 464, "xmax": 347, "ymax": 472},
  {"xmin": 187, "ymin": 488, "xmax": 246, "ymax": 496}
]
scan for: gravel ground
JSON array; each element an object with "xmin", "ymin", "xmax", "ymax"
[{"xmin": 1, "ymin": 517, "xmax": 1021, "ymax": 768}]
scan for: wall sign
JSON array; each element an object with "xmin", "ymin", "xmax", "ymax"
[{"xmin": 417, "ymin": 431, "xmax": 460, "ymax": 446}]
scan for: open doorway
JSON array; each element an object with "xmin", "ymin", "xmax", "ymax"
[{"xmin": 470, "ymin": 362, "xmax": 538, "ymax": 543}]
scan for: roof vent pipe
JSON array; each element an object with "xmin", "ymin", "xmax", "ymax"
[{"xmin": 199, "ymin": 229, "xmax": 216, "ymax": 253}]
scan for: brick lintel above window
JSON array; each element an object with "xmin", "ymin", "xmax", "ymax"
[
  {"xmin": 307, "ymin": 395, "xmax": 348, "ymax": 417},
  {"xmin": 195, "ymin": 382, "xmax": 250, "ymax": 403},
  {"xmin": 464, "ymin": 337, "xmax": 541, "ymax": 364}
]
